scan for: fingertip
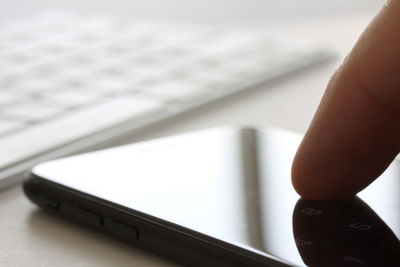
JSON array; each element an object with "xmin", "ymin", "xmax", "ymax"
[
  {"xmin": 291, "ymin": 69, "xmax": 400, "ymax": 200},
  {"xmin": 291, "ymin": 143, "xmax": 360, "ymax": 201}
]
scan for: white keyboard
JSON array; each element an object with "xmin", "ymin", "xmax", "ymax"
[{"xmin": 0, "ymin": 12, "xmax": 333, "ymax": 189}]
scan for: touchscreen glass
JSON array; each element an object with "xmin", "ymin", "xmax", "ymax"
[{"xmin": 33, "ymin": 127, "xmax": 400, "ymax": 266}]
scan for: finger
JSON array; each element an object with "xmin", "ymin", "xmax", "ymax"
[{"xmin": 292, "ymin": 0, "xmax": 400, "ymax": 200}]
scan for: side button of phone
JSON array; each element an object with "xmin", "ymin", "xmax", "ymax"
[
  {"xmin": 104, "ymin": 219, "xmax": 139, "ymax": 240},
  {"xmin": 61, "ymin": 205, "xmax": 103, "ymax": 226},
  {"xmin": 73, "ymin": 206, "xmax": 103, "ymax": 225},
  {"xmin": 44, "ymin": 199, "xmax": 60, "ymax": 210},
  {"xmin": 35, "ymin": 196, "xmax": 60, "ymax": 211}
]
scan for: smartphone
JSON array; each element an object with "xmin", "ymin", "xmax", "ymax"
[{"xmin": 23, "ymin": 127, "xmax": 400, "ymax": 266}]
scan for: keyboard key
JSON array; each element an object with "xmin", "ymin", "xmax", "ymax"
[
  {"xmin": 0, "ymin": 91, "xmax": 21, "ymax": 106},
  {"xmin": 2, "ymin": 103, "xmax": 64, "ymax": 122}
]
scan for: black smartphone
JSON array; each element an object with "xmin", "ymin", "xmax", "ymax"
[{"xmin": 23, "ymin": 127, "xmax": 400, "ymax": 266}]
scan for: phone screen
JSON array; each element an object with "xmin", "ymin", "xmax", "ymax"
[{"xmin": 31, "ymin": 127, "xmax": 400, "ymax": 266}]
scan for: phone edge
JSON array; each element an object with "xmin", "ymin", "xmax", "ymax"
[{"xmin": 23, "ymin": 173, "xmax": 294, "ymax": 267}]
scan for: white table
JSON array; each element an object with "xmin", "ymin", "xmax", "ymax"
[{"xmin": 0, "ymin": 2, "xmax": 381, "ymax": 265}]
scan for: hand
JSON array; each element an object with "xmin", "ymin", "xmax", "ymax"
[{"xmin": 292, "ymin": 0, "xmax": 400, "ymax": 200}]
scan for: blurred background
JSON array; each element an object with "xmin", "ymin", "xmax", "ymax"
[{"xmin": 0, "ymin": 0, "xmax": 385, "ymax": 22}]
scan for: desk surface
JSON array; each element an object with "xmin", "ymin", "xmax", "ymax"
[{"xmin": 0, "ymin": 3, "xmax": 381, "ymax": 266}]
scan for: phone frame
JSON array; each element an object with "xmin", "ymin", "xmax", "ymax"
[{"xmin": 24, "ymin": 173, "xmax": 292, "ymax": 267}]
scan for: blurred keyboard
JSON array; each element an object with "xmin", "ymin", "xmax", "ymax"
[{"xmin": 0, "ymin": 12, "xmax": 333, "ymax": 188}]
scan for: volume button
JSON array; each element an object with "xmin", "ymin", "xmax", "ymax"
[
  {"xmin": 60, "ymin": 205, "xmax": 103, "ymax": 226},
  {"xmin": 104, "ymin": 219, "xmax": 139, "ymax": 240},
  {"xmin": 73, "ymin": 206, "xmax": 103, "ymax": 225}
]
